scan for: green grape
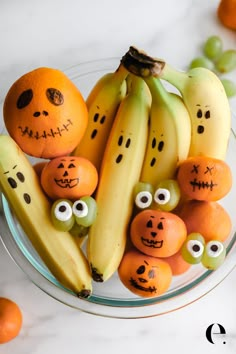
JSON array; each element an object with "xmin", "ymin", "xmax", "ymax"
[
  {"xmin": 153, "ymin": 179, "xmax": 181, "ymax": 212},
  {"xmin": 203, "ymin": 35, "xmax": 223, "ymax": 61},
  {"xmin": 51, "ymin": 199, "xmax": 75, "ymax": 231},
  {"xmin": 189, "ymin": 56, "xmax": 215, "ymax": 71},
  {"xmin": 70, "ymin": 222, "xmax": 89, "ymax": 238},
  {"xmin": 215, "ymin": 50, "xmax": 236, "ymax": 73},
  {"xmin": 201, "ymin": 240, "xmax": 226, "ymax": 270},
  {"xmin": 133, "ymin": 181, "xmax": 154, "ymax": 209},
  {"xmin": 220, "ymin": 78, "xmax": 236, "ymax": 98},
  {"xmin": 72, "ymin": 196, "xmax": 97, "ymax": 227},
  {"xmin": 181, "ymin": 233, "xmax": 205, "ymax": 264}
]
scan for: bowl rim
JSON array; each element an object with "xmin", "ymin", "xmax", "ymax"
[{"xmin": 0, "ymin": 58, "xmax": 236, "ymax": 319}]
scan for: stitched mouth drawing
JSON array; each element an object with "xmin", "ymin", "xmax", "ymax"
[
  {"xmin": 129, "ymin": 277, "xmax": 157, "ymax": 293},
  {"xmin": 190, "ymin": 178, "xmax": 217, "ymax": 191},
  {"xmin": 141, "ymin": 237, "xmax": 163, "ymax": 248},
  {"xmin": 18, "ymin": 119, "xmax": 73, "ymax": 139},
  {"xmin": 54, "ymin": 178, "xmax": 79, "ymax": 188}
]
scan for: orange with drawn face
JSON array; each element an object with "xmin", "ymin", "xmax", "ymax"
[
  {"xmin": 40, "ymin": 156, "xmax": 98, "ymax": 201},
  {"xmin": 118, "ymin": 249, "xmax": 172, "ymax": 298},
  {"xmin": 130, "ymin": 209, "xmax": 187, "ymax": 258},
  {"xmin": 177, "ymin": 156, "xmax": 232, "ymax": 201},
  {"xmin": 3, "ymin": 67, "xmax": 88, "ymax": 159}
]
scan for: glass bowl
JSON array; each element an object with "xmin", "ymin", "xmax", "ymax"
[{"xmin": 0, "ymin": 58, "xmax": 236, "ymax": 319}]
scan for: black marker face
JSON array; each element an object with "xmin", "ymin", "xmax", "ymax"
[
  {"xmin": 129, "ymin": 262, "xmax": 158, "ymax": 294},
  {"xmin": 189, "ymin": 163, "xmax": 217, "ymax": 192},
  {"xmin": 114, "ymin": 131, "xmax": 133, "ymax": 164},
  {"xmin": 5, "ymin": 165, "xmax": 31, "ymax": 204},
  {"xmin": 195, "ymin": 104, "xmax": 211, "ymax": 135}
]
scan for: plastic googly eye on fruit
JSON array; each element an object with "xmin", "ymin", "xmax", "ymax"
[
  {"xmin": 72, "ymin": 200, "xmax": 89, "ymax": 218},
  {"xmin": 135, "ymin": 191, "xmax": 153, "ymax": 209}
]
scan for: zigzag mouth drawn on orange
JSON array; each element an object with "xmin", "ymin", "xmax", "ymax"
[
  {"xmin": 17, "ymin": 119, "xmax": 73, "ymax": 139},
  {"xmin": 129, "ymin": 277, "xmax": 157, "ymax": 293},
  {"xmin": 54, "ymin": 178, "xmax": 79, "ymax": 189}
]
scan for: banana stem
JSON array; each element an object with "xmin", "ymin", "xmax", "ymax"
[
  {"xmin": 114, "ymin": 63, "xmax": 129, "ymax": 83},
  {"xmin": 160, "ymin": 64, "xmax": 188, "ymax": 93},
  {"xmin": 144, "ymin": 76, "xmax": 170, "ymax": 105},
  {"xmin": 121, "ymin": 46, "xmax": 188, "ymax": 93}
]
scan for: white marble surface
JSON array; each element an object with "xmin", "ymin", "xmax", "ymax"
[{"xmin": 0, "ymin": 0, "xmax": 236, "ymax": 353}]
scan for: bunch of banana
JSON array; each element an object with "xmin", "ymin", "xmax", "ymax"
[
  {"xmin": 0, "ymin": 135, "xmax": 92, "ymax": 298},
  {"xmin": 121, "ymin": 46, "xmax": 231, "ymax": 161},
  {"xmin": 87, "ymin": 74, "xmax": 151, "ymax": 282},
  {"xmin": 72, "ymin": 64, "xmax": 128, "ymax": 172},
  {"xmin": 139, "ymin": 76, "xmax": 191, "ymax": 186}
]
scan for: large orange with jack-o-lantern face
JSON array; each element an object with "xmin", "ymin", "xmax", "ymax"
[
  {"xmin": 177, "ymin": 156, "xmax": 232, "ymax": 201},
  {"xmin": 3, "ymin": 67, "xmax": 88, "ymax": 159},
  {"xmin": 130, "ymin": 209, "xmax": 187, "ymax": 258},
  {"xmin": 118, "ymin": 249, "xmax": 172, "ymax": 298},
  {"xmin": 40, "ymin": 156, "xmax": 98, "ymax": 201}
]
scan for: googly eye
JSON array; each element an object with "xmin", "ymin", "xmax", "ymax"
[
  {"xmin": 202, "ymin": 240, "xmax": 226, "ymax": 270},
  {"xmin": 154, "ymin": 188, "xmax": 171, "ymax": 205},
  {"xmin": 187, "ymin": 240, "xmax": 204, "ymax": 258},
  {"xmin": 205, "ymin": 241, "xmax": 224, "ymax": 258},
  {"xmin": 54, "ymin": 200, "xmax": 73, "ymax": 222},
  {"xmin": 135, "ymin": 191, "xmax": 153, "ymax": 209},
  {"xmin": 72, "ymin": 200, "xmax": 89, "ymax": 218}
]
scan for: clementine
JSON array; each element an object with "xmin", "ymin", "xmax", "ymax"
[
  {"xmin": 3, "ymin": 67, "xmax": 88, "ymax": 159},
  {"xmin": 0, "ymin": 297, "xmax": 22, "ymax": 344}
]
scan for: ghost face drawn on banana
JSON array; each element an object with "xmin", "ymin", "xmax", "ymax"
[{"xmin": 2, "ymin": 163, "xmax": 32, "ymax": 205}]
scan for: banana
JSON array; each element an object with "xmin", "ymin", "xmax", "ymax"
[
  {"xmin": 0, "ymin": 135, "xmax": 92, "ymax": 298},
  {"xmin": 72, "ymin": 64, "xmax": 128, "ymax": 172},
  {"xmin": 87, "ymin": 74, "xmax": 150, "ymax": 282},
  {"xmin": 121, "ymin": 46, "xmax": 231, "ymax": 160},
  {"xmin": 160, "ymin": 65, "xmax": 231, "ymax": 160},
  {"xmin": 140, "ymin": 76, "xmax": 191, "ymax": 186}
]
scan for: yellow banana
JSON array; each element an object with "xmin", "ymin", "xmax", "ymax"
[
  {"xmin": 0, "ymin": 135, "xmax": 92, "ymax": 298},
  {"xmin": 122, "ymin": 46, "xmax": 231, "ymax": 160},
  {"xmin": 140, "ymin": 76, "xmax": 191, "ymax": 186},
  {"xmin": 72, "ymin": 64, "xmax": 128, "ymax": 172},
  {"xmin": 87, "ymin": 74, "xmax": 150, "ymax": 282}
]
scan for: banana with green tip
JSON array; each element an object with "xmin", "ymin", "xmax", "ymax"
[
  {"xmin": 122, "ymin": 46, "xmax": 231, "ymax": 160},
  {"xmin": 0, "ymin": 135, "xmax": 92, "ymax": 298},
  {"xmin": 140, "ymin": 76, "xmax": 191, "ymax": 186},
  {"xmin": 87, "ymin": 74, "xmax": 150, "ymax": 282},
  {"xmin": 72, "ymin": 64, "xmax": 128, "ymax": 172}
]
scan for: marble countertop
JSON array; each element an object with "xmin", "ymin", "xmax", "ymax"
[{"xmin": 0, "ymin": 0, "xmax": 236, "ymax": 353}]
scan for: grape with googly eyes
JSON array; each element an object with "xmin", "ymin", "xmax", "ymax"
[
  {"xmin": 73, "ymin": 196, "xmax": 97, "ymax": 227},
  {"xmin": 181, "ymin": 233, "xmax": 205, "ymax": 264},
  {"xmin": 51, "ymin": 199, "xmax": 75, "ymax": 231},
  {"xmin": 153, "ymin": 179, "xmax": 181, "ymax": 211},
  {"xmin": 201, "ymin": 240, "xmax": 226, "ymax": 270},
  {"xmin": 133, "ymin": 182, "xmax": 154, "ymax": 209}
]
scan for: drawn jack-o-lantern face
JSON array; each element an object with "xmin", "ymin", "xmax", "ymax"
[
  {"xmin": 130, "ymin": 209, "xmax": 187, "ymax": 258},
  {"xmin": 118, "ymin": 249, "xmax": 172, "ymax": 298},
  {"xmin": 177, "ymin": 156, "xmax": 232, "ymax": 201},
  {"xmin": 40, "ymin": 156, "xmax": 98, "ymax": 201},
  {"xmin": 3, "ymin": 67, "xmax": 88, "ymax": 159}
]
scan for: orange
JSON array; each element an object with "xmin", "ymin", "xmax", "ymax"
[
  {"xmin": 218, "ymin": 0, "xmax": 236, "ymax": 30},
  {"xmin": 177, "ymin": 200, "xmax": 232, "ymax": 242},
  {"xmin": 3, "ymin": 67, "xmax": 88, "ymax": 159},
  {"xmin": 0, "ymin": 298, "xmax": 23, "ymax": 344},
  {"xmin": 40, "ymin": 155, "xmax": 98, "ymax": 201},
  {"xmin": 33, "ymin": 161, "xmax": 47, "ymax": 179},
  {"xmin": 177, "ymin": 156, "xmax": 232, "ymax": 202},
  {"xmin": 118, "ymin": 249, "xmax": 172, "ymax": 298},
  {"xmin": 164, "ymin": 250, "xmax": 191, "ymax": 276},
  {"xmin": 130, "ymin": 209, "xmax": 187, "ymax": 258}
]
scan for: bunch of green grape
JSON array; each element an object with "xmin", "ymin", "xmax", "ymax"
[{"xmin": 189, "ymin": 35, "xmax": 236, "ymax": 98}]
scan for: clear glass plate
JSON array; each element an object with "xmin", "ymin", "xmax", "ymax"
[{"xmin": 0, "ymin": 58, "xmax": 236, "ymax": 319}]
